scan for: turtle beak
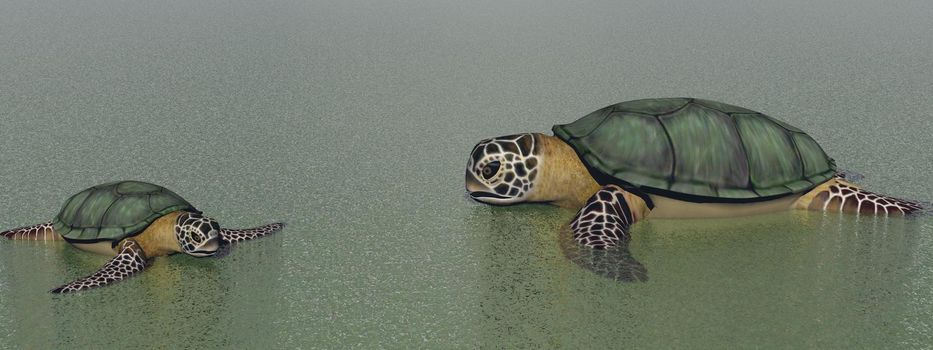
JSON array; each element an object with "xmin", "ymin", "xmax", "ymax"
[
  {"xmin": 465, "ymin": 170, "xmax": 487, "ymax": 194},
  {"xmin": 465, "ymin": 171, "xmax": 513, "ymax": 203},
  {"xmin": 190, "ymin": 236, "xmax": 223, "ymax": 257}
]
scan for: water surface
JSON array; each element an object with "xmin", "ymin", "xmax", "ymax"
[{"xmin": 1, "ymin": 0, "xmax": 932, "ymax": 348}]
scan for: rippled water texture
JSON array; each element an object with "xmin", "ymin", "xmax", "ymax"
[{"xmin": 1, "ymin": 0, "xmax": 932, "ymax": 348}]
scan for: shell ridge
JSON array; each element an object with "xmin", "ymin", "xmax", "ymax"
[
  {"xmin": 654, "ymin": 114, "xmax": 676, "ymax": 187},
  {"xmin": 661, "ymin": 99, "xmax": 693, "ymax": 116},
  {"xmin": 638, "ymin": 99, "xmax": 692, "ymax": 118},
  {"xmin": 787, "ymin": 132, "xmax": 806, "ymax": 179},
  {"xmin": 57, "ymin": 188, "xmax": 94, "ymax": 231},
  {"xmin": 729, "ymin": 113, "xmax": 754, "ymax": 191},
  {"xmin": 610, "ymin": 111, "xmax": 656, "ymax": 117},
  {"xmin": 757, "ymin": 113, "xmax": 805, "ymax": 134},
  {"xmin": 97, "ymin": 192, "xmax": 125, "ymax": 230},
  {"xmin": 580, "ymin": 109, "xmax": 615, "ymax": 139},
  {"xmin": 692, "ymin": 102, "xmax": 752, "ymax": 190}
]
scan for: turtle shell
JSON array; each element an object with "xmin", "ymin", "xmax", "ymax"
[
  {"xmin": 53, "ymin": 181, "xmax": 199, "ymax": 243},
  {"xmin": 552, "ymin": 98, "xmax": 836, "ymax": 202}
]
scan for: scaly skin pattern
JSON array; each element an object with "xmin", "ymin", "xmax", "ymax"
[
  {"xmin": 796, "ymin": 178, "xmax": 924, "ymax": 215},
  {"xmin": 51, "ymin": 240, "xmax": 149, "ymax": 294},
  {"xmin": 0, "ymin": 221, "xmax": 61, "ymax": 241},
  {"xmin": 220, "ymin": 223, "xmax": 286, "ymax": 243},
  {"xmin": 174, "ymin": 212, "xmax": 221, "ymax": 253},
  {"xmin": 570, "ymin": 185, "xmax": 649, "ymax": 249},
  {"xmin": 465, "ymin": 133, "xmax": 600, "ymax": 208},
  {"xmin": 466, "ymin": 134, "xmax": 542, "ymax": 199}
]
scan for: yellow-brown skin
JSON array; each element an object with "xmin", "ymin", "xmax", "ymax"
[
  {"xmin": 525, "ymin": 134, "xmax": 602, "ymax": 208},
  {"xmin": 792, "ymin": 178, "xmax": 854, "ymax": 211},
  {"xmin": 71, "ymin": 211, "xmax": 183, "ymax": 257}
]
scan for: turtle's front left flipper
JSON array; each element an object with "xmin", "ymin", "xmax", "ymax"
[
  {"xmin": 571, "ymin": 185, "xmax": 650, "ymax": 249},
  {"xmin": 51, "ymin": 240, "xmax": 149, "ymax": 294},
  {"xmin": 219, "ymin": 223, "xmax": 285, "ymax": 243}
]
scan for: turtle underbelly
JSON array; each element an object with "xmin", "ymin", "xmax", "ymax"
[
  {"xmin": 646, "ymin": 193, "xmax": 801, "ymax": 219},
  {"xmin": 70, "ymin": 241, "xmax": 119, "ymax": 256}
]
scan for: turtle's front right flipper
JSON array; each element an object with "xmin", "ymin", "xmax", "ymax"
[
  {"xmin": 0, "ymin": 221, "xmax": 61, "ymax": 241},
  {"xmin": 570, "ymin": 185, "xmax": 650, "ymax": 249},
  {"xmin": 51, "ymin": 240, "xmax": 149, "ymax": 294},
  {"xmin": 564, "ymin": 185, "xmax": 652, "ymax": 281}
]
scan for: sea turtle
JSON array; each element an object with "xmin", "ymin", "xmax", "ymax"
[
  {"xmin": 1, "ymin": 180, "xmax": 284, "ymax": 293},
  {"xmin": 465, "ymin": 98, "xmax": 925, "ymax": 278}
]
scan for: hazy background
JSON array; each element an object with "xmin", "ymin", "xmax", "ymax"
[{"xmin": 1, "ymin": 0, "xmax": 931, "ymax": 348}]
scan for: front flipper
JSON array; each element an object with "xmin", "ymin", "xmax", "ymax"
[
  {"xmin": 1, "ymin": 221, "xmax": 62, "ymax": 241},
  {"xmin": 564, "ymin": 185, "xmax": 652, "ymax": 281},
  {"xmin": 570, "ymin": 185, "xmax": 649, "ymax": 249},
  {"xmin": 219, "ymin": 223, "xmax": 285, "ymax": 243},
  {"xmin": 51, "ymin": 240, "xmax": 149, "ymax": 294}
]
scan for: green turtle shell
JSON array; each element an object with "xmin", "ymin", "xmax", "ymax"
[
  {"xmin": 53, "ymin": 181, "xmax": 199, "ymax": 243},
  {"xmin": 552, "ymin": 98, "xmax": 836, "ymax": 202}
]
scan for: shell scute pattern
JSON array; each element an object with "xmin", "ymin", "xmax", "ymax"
[
  {"xmin": 54, "ymin": 181, "xmax": 197, "ymax": 243},
  {"xmin": 553, "ymin": 98, "xmax": 837, "ymax": 202}
]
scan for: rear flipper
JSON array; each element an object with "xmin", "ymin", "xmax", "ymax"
[
  {"xmin": 796, "ymin": 178, "xmax": 925, "ymax": 215},
  {"xmin": 51, "ymin": 240, "xmax": 149, "ymax": 294},
  {"xmin": 219, "ymin": 223, "xmax": 285, "ymax": 243},
  {"xmin": 0, "ymin": 221, "xmax": 61, "ymax": 241},
  {"xmin": 563, "ymin": 185, "xmax": 651, "ymax": 281}
]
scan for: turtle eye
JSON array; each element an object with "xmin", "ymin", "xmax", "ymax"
[{"xmin": 481, "ymin": 161, "xmax": 501, "ymax": 180}]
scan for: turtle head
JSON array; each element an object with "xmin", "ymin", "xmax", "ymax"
[
  {"xmin": 174, "ymin": 212, "xmax": 225, "ymax": 257},
  {"xmin": 465, "ymin": 133, "xmax": 541, "ymax": 205}
]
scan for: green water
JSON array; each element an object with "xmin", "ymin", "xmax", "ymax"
[{"xmin": 1, "ymin": 0, "xmax": 932, "ymax": 348}]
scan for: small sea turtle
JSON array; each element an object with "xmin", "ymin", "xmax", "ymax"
[
  {"xmin": 466, "ymin": 98, "xmax": 924, "ymax": 278},
  {"xmin": 1, "ymin": 181, "xmax": 284, "ymax": 293}
]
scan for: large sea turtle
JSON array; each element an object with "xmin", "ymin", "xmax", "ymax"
[
  {"xmin": 1, "ymin": 181, "xmax": 284, "ymax": 293},
  {"xmin": 465, "ymin": 98, "xmax": 924, "ymax": 278}
]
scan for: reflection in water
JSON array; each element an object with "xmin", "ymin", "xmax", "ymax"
[
  {"xmin": 464, "ymin": 200, "xmax": 932, "ymax": 347},
  {"xmin": 0, "ymin": 241, "xmax": 67, "ymax": 349},
  {"xmin": 6, "ymin": 237, "xmax": 289, "ymax": 348},
  {"xmin": 465, "ymin": 189, "xmax": 649, "ymax": 282},
  {"xmin": 467, "ymin": 203, "xmax": 570, "ymax": 347},
  {"xmin": 466, "ymin": 202, "xmax": 647, "ymax": 347},
  {"xmin": 558, "ymin": 229, "xmax": 647, "ymax": 282},
  {"xmin": 48, "ymin": 250, "xmax": 231, "ymax": 348},
  {"xmin": 1, "ymin": 0, "xmax": 932, "ymax": 346}
]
